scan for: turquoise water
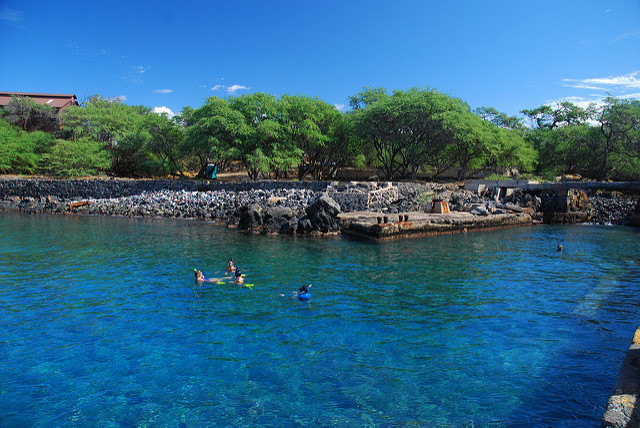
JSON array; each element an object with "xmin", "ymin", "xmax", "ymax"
[{"xmin": 1, "ymin": 213, "xmax": 639, "ymax": 426}]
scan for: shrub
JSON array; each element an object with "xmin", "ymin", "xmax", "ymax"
[
  {"xmin": 44, "ymin": 138, "xmax": 111, "ymax": 177},
  {"xmin": 0, "ymin": 118, "xmax": 54, "ymax": 174}
]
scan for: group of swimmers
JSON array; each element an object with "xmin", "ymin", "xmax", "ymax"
[
  {"xmin": 194, "ymin": 258, "xmax": 244, "ymax": 286},
  {"xmin": 194, "ymin": 259, "xmax": 311, "ymax": 301}
]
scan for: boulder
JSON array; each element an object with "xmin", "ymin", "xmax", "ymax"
[
  {"xmin": 297, "ymin": 218, "xmax": 313, "ymax": 234},
  {"xmin": 306, "ymin": 193, "xmax": 341, "ymax": 218},
  {"xmin": 279, "ymin": 217, "xmax": 299, "ymax": 234},
  {"xmin": 261, "ymin": 217, "xmax": 284, "ymax": 234},
  {"xmin": 310, "ymin": 210, "xmax": 339, "ymax": 233},
  {"xmin": 470, "ymin": 204, "xmax": 489, "ymax": 216},
  {"xmin": 264, "ymin": 206, "xmax": 295, "ymax": 221},
  {"xmin": 237, "ymin": 203, "xmax": 263, "ymax": 230}
]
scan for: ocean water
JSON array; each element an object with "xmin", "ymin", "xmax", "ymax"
[{"xmin": 1, "ymin": 213, "xmax": 639, "ymax": 426}]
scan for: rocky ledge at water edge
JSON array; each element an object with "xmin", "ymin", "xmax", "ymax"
[{"xmin": 0, "ymin": 177, "xmax": 638, "ymax": 236}]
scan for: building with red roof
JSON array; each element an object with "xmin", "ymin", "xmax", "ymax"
[{"xmin": 0, "ymin": 92, "xmax": 79, "ymax": 112}]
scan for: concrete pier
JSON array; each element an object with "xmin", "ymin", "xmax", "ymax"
[{"xmin": 339, "ymin": 211, "xmax": 533, "ymax": 241}]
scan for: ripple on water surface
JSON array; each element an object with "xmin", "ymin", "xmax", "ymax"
[{"xmin": 0, "ymin": 213, "xmax": 639, "ymax": 425}]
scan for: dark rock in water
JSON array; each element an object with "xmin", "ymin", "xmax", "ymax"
[
  {"xmin": 262, "ymin": 216, "xmax": 289, "ymax": 234},
  {"xmin": 311, "ymin": 210, "xmax": 339, "ymax": 233},
  {"xmin": 264, "ymin": 206, "xmax": 295, "ymax": 221},
  {"xmin": 297, "ymin": 218, "xmax": 313, "ymax": 234},
  {"xmin": 280, "ymin": 217, "xmax": 299, "ymax": 234},
  {"xmin": 237, "ymin": 203, "xmax": 263, "ymax": 230},
  {"xmin": 306, "ymin": 193, "xmax": 341, "ymax": 218}
]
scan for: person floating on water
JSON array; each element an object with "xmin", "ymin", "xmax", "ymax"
[
  {"xmin": 557, "ymin": 243, "xmax": 563, "ymax": 252},
  {"xmin": 280, "ymin": 284, "xmax": 312, "ymax": 300},
  {"xmin": 296, "ymin": 284, "xmax": 311, "ymax": 301},
  {"xmin": 234, "ymin": 269, "xmax": 244, "ymax": 285},
  {"xmin": 194, "ymin": 269, "xmax": 225, "ymax": 285},
  {"xmin": 227, "ymin": 258, "xmax": 236, "ymax": 273},
  {"xmin": 194, "ymin": 269, "xmax": 212, "ymax": 283}
]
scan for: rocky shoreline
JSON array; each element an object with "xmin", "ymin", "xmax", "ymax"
[{"xmin": 0, "ymin": 177, "xmax": 638, "ymax": 237}]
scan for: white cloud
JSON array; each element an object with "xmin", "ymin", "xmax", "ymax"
[
  {"xmin": 607, "ymin": 28, "xmax": 640, "ymax": 44},
  {"xmin": 153, "ymin": 89, "xmax": 173, "ymax": 94},
  {"xmin": 227, "ymin": 84, "xmax": 249, "ymax": 94},
  {"xmin": 561, "ymin": 82, "xmax": 606, "ymax": 91},
  {"xmin": 563, "ymin": 71, "xmax": 640, "ymax": 91},
  {"xmin": 334, "ymin": 103, "xmax": 345, "ymax": 112},
  {"xmin": 211, "ymin": 84, "xmax": 225, "ymax": 91},
  {"xmin": 153, "ymin": 106, "xmax": 175, "ymax": 118},
  {"xmin": 108, "ymin": 95, "xmax": 127, "ymax": 103},
  {"xmin": 0, "ymin": 8, "xmax": 21, "ymax": 22},
  {"xmin": 619, "ymin": 92, "xmax": 640, "ymax": 100},
  {"xmin": 120, "ymin": 65, "xmax": 151, "ymax": 83}
]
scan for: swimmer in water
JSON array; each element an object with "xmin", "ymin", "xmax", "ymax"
[
  {"xmin": 557, "ymin": 243, "xmax": 563, "ymax": 252},
  {"xmin": 194, "ymin": 269, "xmax": 223, "ymax": 284},
  {"xmin": 227, "ymin": 258, "xmax": 236, "ymax": 273},
  {"xmin": 234, "ymin": 269, "xmax": 244, "ymax": 285},
  {"xmin": 279, "ymin": 284, "xmax": 311, "ymax": 299},
  {"xmin": 194, "ymin": 269, "xmax": 209, "ymax": 283}
]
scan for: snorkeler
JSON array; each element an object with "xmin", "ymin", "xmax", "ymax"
[
  {"xmin": 194, "ymin": 269, "xmax": 223, "ymax": 284},
  {"xmin": 234, "ymin": 269, "xmax": 244, "ymax": 285},
  {"xmin": 295, "ymin": 284, "xmax": 311, "ymax": 301},
  {"xmin": 194, "ymin": 269, "xmax": 209, "ymax": 283},
  {"xmin": 280, "ymin": 284, "xmax": 312, "ymax": 300}
]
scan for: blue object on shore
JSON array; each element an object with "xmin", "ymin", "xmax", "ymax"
[
  {"xmin": 204, "ymin": 164, "xmax": 217, "ymax": 179},
  {"xmin": 297, "ymin": 292, "xmax": 311, "ymax": 301}
]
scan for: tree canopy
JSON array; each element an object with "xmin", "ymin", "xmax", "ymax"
[{"xmin": 1, "ymin": 89, "xmax": 637, "ymax": 180}]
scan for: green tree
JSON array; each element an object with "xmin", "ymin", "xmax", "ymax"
[
  {"xmin": 0, "ymin": 117, "xmax": 55, "ymax": 174},
  {"xmin": 279, "ymin": 94, "xmax": 352, "ymax": 180},
  {"xmin": 521, "ymin": 101, "xmax": 590, "ymax": 130},
  {"xmin": 596, "ymin": 97, "xmax": 640, "ymax": 179},
  {"xmin": 436, "ymin": 111, "xmax": 491, "ymax": 180},
  {"xmin": 182, "ymin": 97, "xmax": 248, "ymax": 177},
  {"xmin": 146, "ymin": 112, "xmax": 184, "ymax": 176},
  {"xmin": 60, "ymin": 95, "xmax": 167, "ymax": 177},
  {"xmin": 474, "ymin": 106, "xmax": 524, "ymax": 131},
  {"xmin": 351, "ymin": 87, "xmax": 468, "ymax": 180},
  {"xmin": 228, "ymin": 93, "xmax": 286, "ymax": 179},
  {"xmin": 60, "ymin": 95, "xmax": 148, "ymax": 145},
  {"xmin": 348, "ymin": 87, "xmax": 388, "ymax": 110},
  {"xmin": 44, "ymin": 137, "xmax": 111, "ymax": 177},
  {"xmin": 3, "ymin": 96, "xmax": 59, "ymax": 132}
]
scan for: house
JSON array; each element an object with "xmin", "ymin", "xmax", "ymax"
[{"xmin": 0, "ymin": 92, "xmax": 79, "ymax": 112}]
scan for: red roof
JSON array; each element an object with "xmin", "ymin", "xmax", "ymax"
[{"xmin": 0, "ymin": 92, "xmax": 79, "ymax": 110}]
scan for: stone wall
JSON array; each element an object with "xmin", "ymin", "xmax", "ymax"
[{"xmin": 602, "ymin": 325, "xmax": 640, "ymax": 427}]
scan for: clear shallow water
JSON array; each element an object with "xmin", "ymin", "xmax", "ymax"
[{"xmin": 1, "ymin": 213, "xmax": 639, "ymax": 426}]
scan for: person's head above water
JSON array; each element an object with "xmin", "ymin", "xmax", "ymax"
[
  {"xmin": 299, "ymin": 284, "xmax": 309, "ymax": 294},
  {"xmin": 227, "ymin": 259, "xmax": 234, "ymax": 269},
  {"xmin": 557, "ymin": 243, "xmax": 563, "ymax": 252},
  {"xmin": 194, "ymin": 269, "xmax": 204, "ymax": 279},
  {"xmin": 235, "ymin": 269, "xmax": 242, "ymax": 278}
]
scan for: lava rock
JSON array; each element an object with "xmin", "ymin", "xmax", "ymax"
[
  {"xmin": 237, "ymin": 203, "xmax": 263, "ymax": 230},
  {"xmin": 306, "ymin": 193, "xmax": 341, "ymax": 218}
]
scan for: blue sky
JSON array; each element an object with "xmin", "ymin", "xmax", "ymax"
[{"xmin": 1, "ymin": 1, "xmax": 639, "ymax": 117}]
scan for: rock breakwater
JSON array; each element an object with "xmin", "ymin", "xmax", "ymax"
[{"xmin": 1, "ymin": 177, "xmax": 638, "ymax": 237}]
